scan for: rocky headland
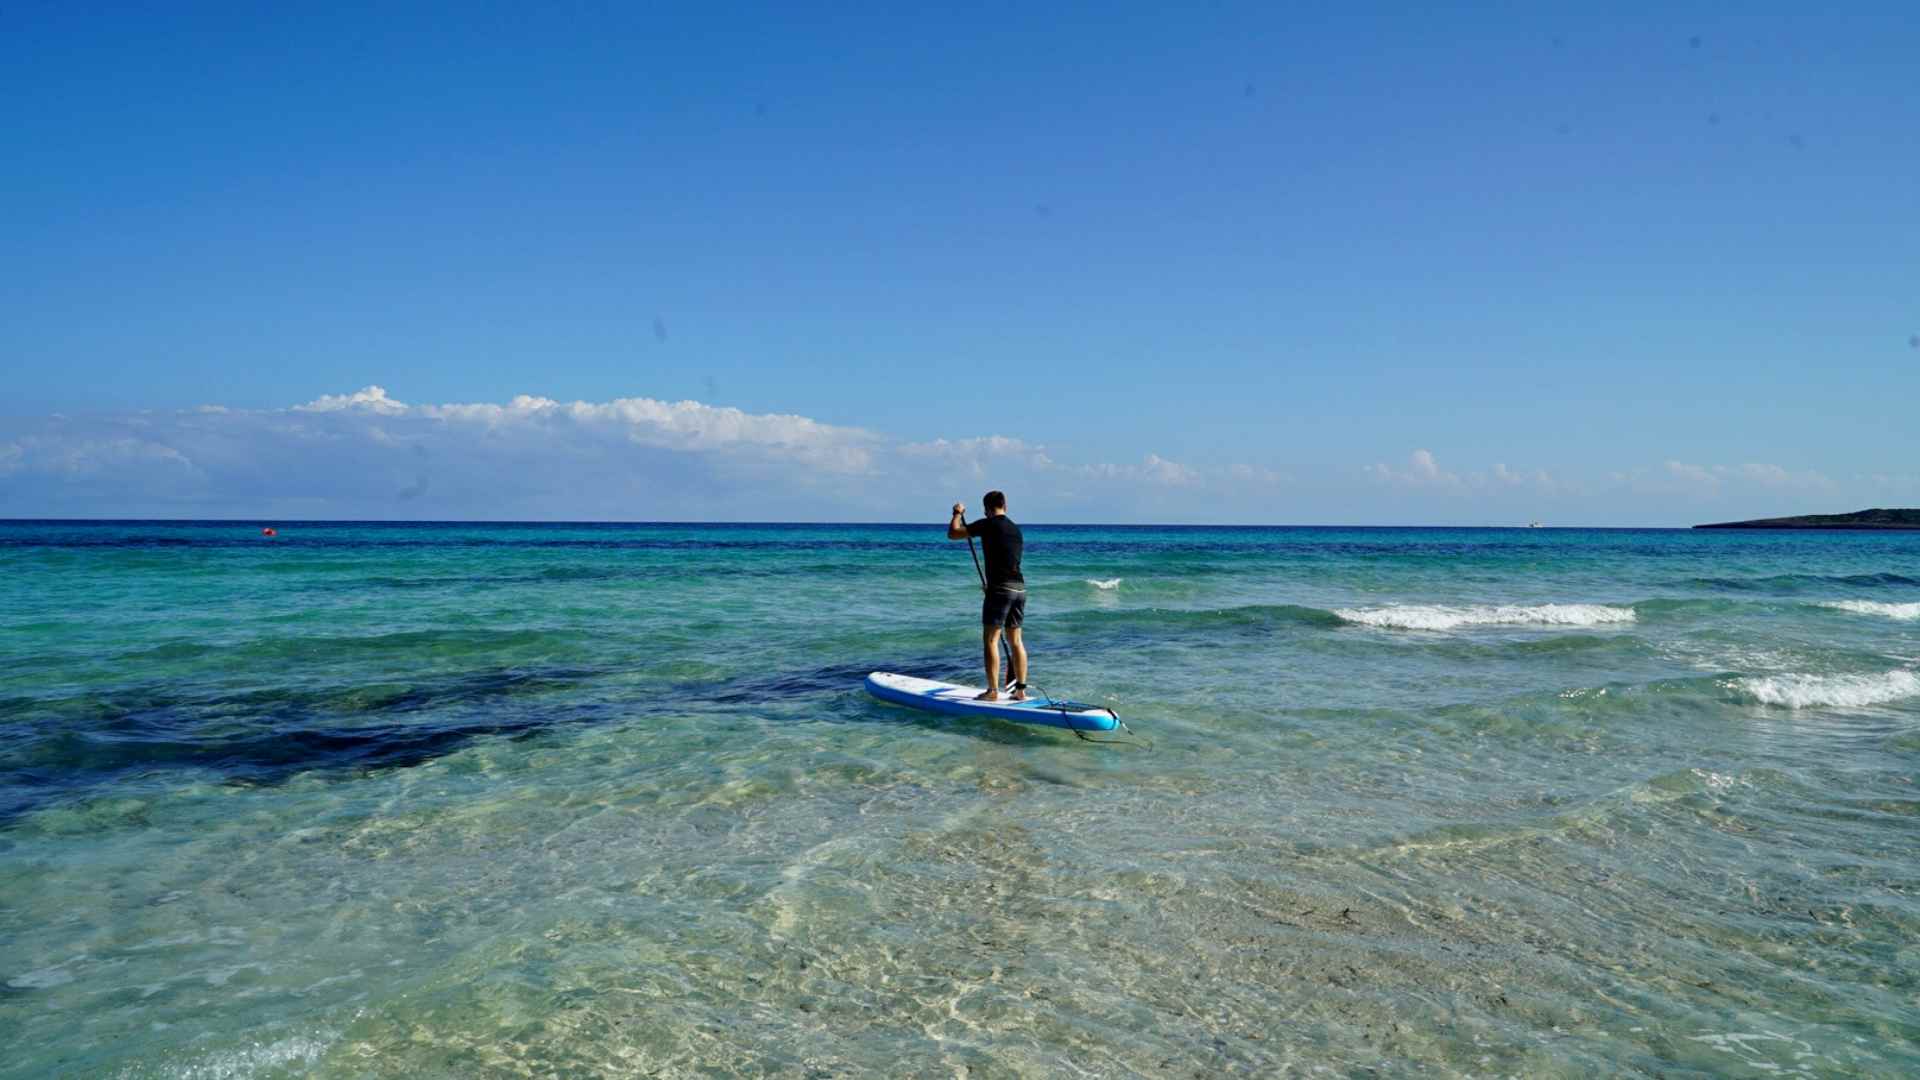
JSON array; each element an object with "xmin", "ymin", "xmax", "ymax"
[{"xmin": 1694, "ymin": 508, "xmax": 1920, "ymax": 530}]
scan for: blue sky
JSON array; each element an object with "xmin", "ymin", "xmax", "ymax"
[{"xmin": 3, "ymin": 4, "xmax": 1915, "ymax": 524}]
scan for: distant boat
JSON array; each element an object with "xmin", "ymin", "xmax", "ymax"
[{"xmin": 1527, "ymin": 521, "xmax": 1543, "ymax": 528}]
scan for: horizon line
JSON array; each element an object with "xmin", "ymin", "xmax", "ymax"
[{"xmin": 1, "ymin": 516, "xmax": 1703, "ymax": 530}]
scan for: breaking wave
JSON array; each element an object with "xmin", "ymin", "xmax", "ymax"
[
  {"xmin": 1816, "ymin": 600, "xmax": 1920, "ymax": 621},
  {"xmin": 1729, "ymin": 670, "xmax": 1920, "ymax": 709},
  {"xmin": 1086, "ymin": 578, "xmax": 1122, "ymax": 590},
  {"xmin": 1333, "ymin": 603, "xmax": 1638, "ymax": 631}
]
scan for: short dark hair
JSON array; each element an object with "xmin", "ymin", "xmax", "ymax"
[{"xmin": 983, "ymin": 490, "xmax": 1006, "ymax": 512}]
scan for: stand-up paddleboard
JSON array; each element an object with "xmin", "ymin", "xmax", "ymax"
[{"xmin": 864, "ymin": 671, "xmax": 1120, "ymax": 732}]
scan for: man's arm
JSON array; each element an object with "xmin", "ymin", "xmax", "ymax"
[{"xmin": 946, "ymin": 502, "xmax": 968, "ymax": 540}]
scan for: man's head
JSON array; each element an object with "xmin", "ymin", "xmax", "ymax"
[{"xmin": 983, "ymin": 490, "xmax": 1007, "ymax": 515}]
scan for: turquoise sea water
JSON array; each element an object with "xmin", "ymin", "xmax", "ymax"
[{"xmin": 2, "ymin": 521, "xmax": 1917, "ymax": 1077}]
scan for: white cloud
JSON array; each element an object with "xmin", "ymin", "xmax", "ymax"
[
  {"xmin": 416, "ymin": 394, "xmax": 558, "ymax": 424},
  {"xmin": 1364, "ymin": 450, "xmax": 1565, "ymax": 498},
  {"xmin": 296, "ymin": 385, "xmax": 409, "ymax": 415},
  {"xmin": 1737, "ymin": 463, "xmax": 1831, "ymax": 489},
  {"xmin": 1076, "ymin": 453, "xmax": 1200, "ymax": 487},
  {"xmin": 49, "ymin": 437, "xmax": 196, "ymax": 475},
  {"xmin": 1227, "ymin": 463, "xmax": 1290, "ymax": 486},
  {"xmin": 1142, "ymin": 453, "xmax": 1198, "ymax": 486},
  {"xmin": 0, "ymin": 388, "xmax": 893, "ymax": 517},
  {"xmin": 0, "ymin": 389, "xmax": 1864, "ymax": 523},
  {"xmin": 901, "ymin": 435, "xmax": 1038, "ymax": 459},
  {"xmin": 909, "ymin": 440, "xmax": 1206, "ymax": 489},
  {"xmin": 1666, "ymin": 459, "xmax": 1718, "ymax": 486},
  {"xmin": 1367, "ymin": 448, "xmax": 1463, "ymax": 490},
  {"xmin": 1492, "ymin": 463, "xmax": 1556, "ymax": 492},
  {"xmin": 899, "ymin": 435, "xmax": 1057, "ymax": 483},
  {"xmin": 1664, "ymin": 460, "xmax": 1830, "ymax": 490},
  {"xmin": 297, "ymin": 389, "xmax": 878, "ymax": 472},
  {"xmin": 519, "ymin": 396, "xmax": 873, "ymax": 470}
]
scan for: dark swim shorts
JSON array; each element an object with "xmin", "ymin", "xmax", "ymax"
[{"xmin": 982, "ymin": 585, "xmax": 1026, "ymax": 629}]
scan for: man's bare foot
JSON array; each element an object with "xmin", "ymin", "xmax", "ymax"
[
  {"xmin": 1010, "ymin": 688, "xmax": 1028, "ymax": 701},
  {"xmin": 974, "ymin": 689, "xmax": 1000, "ymax": 701}
]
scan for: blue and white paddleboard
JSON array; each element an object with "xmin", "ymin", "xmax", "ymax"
[{"xmin": 863, "ymin": 671, "xmax": 1120, "ymax": 732}]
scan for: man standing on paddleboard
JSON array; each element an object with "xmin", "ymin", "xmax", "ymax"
[{"xmin": 948, "ymin": 491, "xmax": 1029, "ymax": 701}]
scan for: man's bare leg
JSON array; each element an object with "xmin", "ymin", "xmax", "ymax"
[
  {"xmin": 976, "ymin": 626, "xmax": 1003, "ymax": 700},
  {"xmin": 1007, "ymin": 628, "xmax": 1029, "ymax": 700}
]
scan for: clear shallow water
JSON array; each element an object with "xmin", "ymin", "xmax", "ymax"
[{"xmin": 2, "ymin": 521, "xmax": 1917, "ymax": 1077}]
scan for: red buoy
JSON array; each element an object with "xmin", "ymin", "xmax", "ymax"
[{"xmin": 261, "ymin": 527, "xmax": 277, "ymax": 537}]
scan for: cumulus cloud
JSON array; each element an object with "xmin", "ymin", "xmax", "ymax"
[
  {"xmin": 288, "ymin": 387, "xmax": 878, "ymax": 473},
  {"xmin": 904, "ymin": 438, "xmax": 1206, "ymax": 489},
  {"xmin": 41, "ymin": 384, "xmax": 1889, "ymax": 522},
  {"xmin": 900, "ymin": 435, "xmax": 1056, "ymax": 477},
  {"xmin": 1227, "ymin": 463, "xmax": 1290, "ymax": 486},
  {"xmin": 1076, "ymin": 453, "xmax": 1200, "ymax": 487},
  {"xmin": 295, "ymin": 385, "xmax": 409, "ymax": 415},
  {"xmin": 1665, "ymin": 460, "xmax": 1717, "ymax": 486},
  {"xmin": 1, "ymin": 388, "xmax": 1276, "ymax": 518},
  {"xmin": 10, "ymin": 435, "xmax": 196, "ymax": 476},
  {"xmin": 1737, "ymin": 463, "xmax": 1830, "ymax": 489},
  {"xmin": 901, "ymin": 435, "xmax": 1037, "ymax": 458},
  {"xmin": 0, "ymin": 388, "xmax": 889, "ymax": 518},
  {"xmin": 1365, "ymin": 450, "xmax": 1563, "ymax": 497},
  {"xmin": 425, "ymin": 394, "xmax": 857, "ymax": 449},
  {"xmin": 1492, "ymin": 463, "xmax": 1556, "ymax": 492},
  {"xmin": 1367, "ymin": 449, "xmax": 1462, "ymax": 490},
  {"xmin": 1142, "ymin": 453, "xmax": 1199, "ymax": 486},
  {"xmin": 28, "ymin": 387, "xmax": 1870, "ymax": 524}
]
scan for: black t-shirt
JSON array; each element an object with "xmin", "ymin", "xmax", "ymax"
[{"xmin": 966, "ymin": 515, "xmax": 1025, "ymax": 589}]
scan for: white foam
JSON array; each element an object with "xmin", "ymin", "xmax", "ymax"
[
  {"xmin": 139, "ymin": 1030, "xmax": 337, "ymax": 1080},
  {"xmin": 1732, "ymin": 670, "xmax": 1920, "ymax": 709},
  {"xmin": 1688, "ymin": 1030, "xmax": 1817, "ymax": 1073},
  {"xmin": 1085, "ymin": 578, "xmax": 1122, "ymax": 590},
  {"xmin": 1817, "ymin": 600, "xmax": 1920, "ymax": 621},
  {"xmin": 1333, "ymin": 603, "xmax": 1636, "ymax": 631}
]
